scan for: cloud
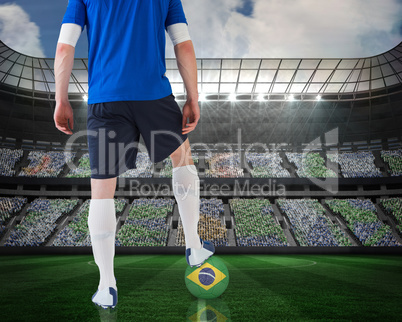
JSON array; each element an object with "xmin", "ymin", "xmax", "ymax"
[
  {"xmin": 167, "ymin": 0, "xmax": 402, "ymax": 58},
  {"xmin": 0, "ymin": 3, "xmax": 45, "ymax": 57}
]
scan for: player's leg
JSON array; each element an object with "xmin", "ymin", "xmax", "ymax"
[
  {"xmin": 170, "ymin": 138, "xmax": 215, "ymax": 266},
  {"xmin": 88, "ymin": 177, "xmax": 118, "ymax": 309},
  {"xmin": 86, "ymin": 101, "xmax": 138, "ymax": 308},
  {"xmin": 89, "ymin": 178, "xmax": 117, "ymax": 290},
  {"xmin": 131, "ymin": 95, "xmax": 213, "ymax": 266},
  {"xmin": 171, "ymin": 138, "xmax": 200, "ymax": 249}
]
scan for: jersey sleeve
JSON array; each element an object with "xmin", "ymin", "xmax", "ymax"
[
  {"xmin": 165, "ymin": 0, "xmax": 187, "ymax": 30},
  {"xmin": 58, "ymin": 23, "xmax": 82, "ymax": 47},
  {"xmin": 61, "ymin": 0, "xmax": 86, "ymax": 30},
  {"xmin": 167, "ymin": 23, "xmax": 191, "ymax": 46}
]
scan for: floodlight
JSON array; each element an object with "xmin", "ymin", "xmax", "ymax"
[{"xmin": 229, "ymin": 93, "xmax": 237, "ymax": 101}]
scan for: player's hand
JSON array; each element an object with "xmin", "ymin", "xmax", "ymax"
[
  {"xmin": 182, "ymin": 98, "xmax": 200, "ymax": 134},
  {"xmin": 54, "ymin": 100, "xmax": 74, "ymax": 135}
]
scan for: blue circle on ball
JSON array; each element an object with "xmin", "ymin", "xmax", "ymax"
[{"xmin": 199, "ymin": 267, "xmax": 215, "ymax": 286}]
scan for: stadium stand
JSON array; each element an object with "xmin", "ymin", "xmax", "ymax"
[
  {"xmin": 67, "ymin": 152, "xmax": 154, "ymax": 178},
  {"xmin": 0, "ymin": 148, "xmax": 23, "ymax": 176},
  {"xmin": 19, "ymin": 151, "xmax": 75, "ymax": 178},
  {"xmin": 1, "ymin": 143, "xmax": 400, "ymax": 180},
  {"xmin": 53, "ymin": 200, "xmax": 91, "ymax": 246},
  {"xmin": 327, "ymin": 151, "xmax": 382, "ymax": 178},
  {"xmin": 325, "ymin": 199, "xmax": 401, "ymax": 246},
  {"xmin": 1, "ymin": 40, "xmax": 402, "ymax": 258},
  {"xmin": 53, "ymin": 199, "xmax": 127, "ymax": 246},
  {"xmin": 246, "ymin": 152, "xmax": 290, "ymax": 178},
  {"xmin": 205, "ymin": 152, "xmax": 244, "ymax": 178},
  {"xmin": 0, "ymin": 197, "xmax": 27, "ymax": 237},
  {"xmin": 159, "ymin": 158, "xmax": 173, "ymax": 178},
  {"xmin": 116, "ymin": 199, "xmax": 173, "ymax": 246},
  {"xmin": 159, "ymin": 153, "xmax": 199, "ymax": 178},
  {"xmin": 5, "ymin": 198, "xmax": 78, "ymax": 246},
  {"xmin": 120, "ymin": 152, "xmax": 153, "ymax": 178},
  {"xmin": 66, "ymin": 153, "xmax": 91, "ymax": 178},
  {"xmin": 176, "ymin": 198, "xmax": 228, "ymax": 246},
  {"xmin": 277, "ymin": 199, "xmax": 351, "ymax": 246},
  {"xmin": 230, "ymin": 198, "xmax": 287, "ymax": 246},
  {"xmin": 380, "ymin": 198, "xmax": 402, "ymax": 234},
  {"xmin": 381, "ymin": 149, "xmax": 402, "ymax": 176},
  {"xmin": 286, "ymin": 152, "xmax": 337, "ymax": 178}
]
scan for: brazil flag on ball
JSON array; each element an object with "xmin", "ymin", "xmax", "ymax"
[{"xmin": 185, "ymin": 256, "xmax": 229, "ymax": 299}]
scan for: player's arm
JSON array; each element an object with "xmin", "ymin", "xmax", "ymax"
[
  {"xmin": 168, "ymin": 23, "xmax": 200, "ymax": 135},
  {"xmin": 54, "ymin": 23, "xmax": 81, "ymax": 135}
]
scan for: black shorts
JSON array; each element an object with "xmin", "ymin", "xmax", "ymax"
[{"xmin": 87, "ymin": 94, "xmax": 187, "ymax": 179}]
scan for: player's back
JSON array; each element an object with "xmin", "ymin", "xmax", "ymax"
[{"xmin": 63, "ymin": 0, "xmax": 187, "ymax": 103}]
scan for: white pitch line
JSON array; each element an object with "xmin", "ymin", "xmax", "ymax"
[
  {"xmin": 239, "ymin": 255, "xmax": 318, "ymax": 270},
  {"xmin": 87, "ymin": 261, "xmax": 186, "ymax": 270},
  {"xmin": 87, "ymin": 255, "xmax": 159, "ymax": 268}
]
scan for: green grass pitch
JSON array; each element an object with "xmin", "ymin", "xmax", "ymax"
[{"xmin": 0, "ymin": 254, "xmax": 401, "ymax": 321}]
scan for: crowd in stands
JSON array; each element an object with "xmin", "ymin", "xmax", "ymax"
[
  {"xmin": 176, "ymin": 198, "xmax": 228, "ymax": 246},
  {"xmin": 5, "ymin": 198, "xmax": 78, "ymax": 246},
  {"xmin": 4, "ymin": 146, "xmax": 400, "ymax": 179},
  {"xmin": 277, "ymin": 199, "xmax": 351, "ymax": 246},
  {"xmin": 286, "ymin": 152, "xmax": 337, "ymax": 178},
  {"xmin": 381, "ymin": 149, "xmax": 402, "ymax": 176},
  {"xmin": 0, "ymin": 196, "xmax": 26, "ymax": 236},
  {"xmin": 19, "ymin": 151, "xmax": 75, "ymax": 178},
  {"xmin": 205, "ymin": 153, "xmax": 244, "ymax": 178},
  {"xmin": 327, "ymin": 151, "xmax": 382, "ymax": 178},
  {"xmin": 380, "ymin": 198, "xmax": 402, "ymax": 234},
  {"xmin": 66, "ymin": 153, "xmax": 91, "ymax": 178},
  {"xmin": 67, "ymin": 152, "xmax": 154, "ymax": 178},
  {"xmin": 0, "ymin": 148, "xmax": 23, "ymax": 176},
  {"xmin": 159, "ymin": 153, "xmax": 199, "ymax": 178},
  {"xmin": 120, "ymin": 152, "xmax": 154, "ymax": 178},
  {"xmin": 116, "ymin": 198, "xmax": 173, "ymax": 246},
  {"xmin": 246, "ymin": 152, "xmax": 290, "ymax": 178},
  {"xmin": 53, "ymin": 200, "xmax": 91, "ymax": 246},
  {"xmin": 159, "ymin": 158, "xmax": 173, "ymax": 178},
  {"xmin": 53, "ymin": 199, "xmax": 127, "ymax": 246},
  {"xmin": 230, "ymin": 198, "xmax": 287, "ymax": 246},
  {"xmin": 325, "ymin": 199, "xmax": 400, "ymax": 246},
  {"xmin": 3, "ymin": 196, "xmax": 401, "ymax": 248}
]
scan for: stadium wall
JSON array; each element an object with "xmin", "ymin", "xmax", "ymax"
[{"xmin": 0, "ymin": 176, "xmax": 401, "ymax": 198}]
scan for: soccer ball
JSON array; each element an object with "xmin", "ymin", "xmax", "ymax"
[{"xmin": 185, "ymin": 256, "xmax": 229, "ymax": 299}]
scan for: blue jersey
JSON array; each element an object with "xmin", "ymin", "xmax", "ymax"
[{"xmin": 62, "ymin": 0, "xmax": 187, "ymax": 104}]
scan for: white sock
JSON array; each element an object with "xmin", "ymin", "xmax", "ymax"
[
  {"xmin": 173, "ymin": 164, "xmax": 202, "ymax": 249},
  {"xmin": 88, "ymin": 199, "xmax": 117, "ymax": 291}
]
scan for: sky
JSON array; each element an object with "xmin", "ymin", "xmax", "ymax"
[{"xmin": 0, "ymin": 0, "xmax": 401, "ymax": 59}]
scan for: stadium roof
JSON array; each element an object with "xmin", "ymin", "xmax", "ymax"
[
  {"xmin": 1, "ymin": 40, "xmax": 402, "ymax": 144},
  {"xmin": 0, "ymin": 40, "xmax": 402, "ymax": 102}
]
